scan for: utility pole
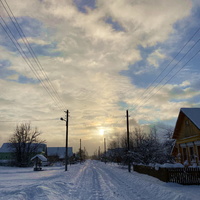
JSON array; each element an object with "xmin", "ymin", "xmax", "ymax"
[
  {"xmin": 80, "ymin": 139, "xmax": 82, "ymax": 164},
  {"xmin": 61, "ymin": 110, "xmax": 69, "ymax": 171},
  {"xmin": 104, "ymin": 138, "xmax": 106, "ymax": 164},
  {"xmin": 98, "ymin": 146, "xmax": 101, "ymax": 160},
  {"xmin": 126, "ymin": 110, "xmax": 131, "ymax": 172},
  {"xmin": 84, "ymin": 147, "xmax": 86, "ymax": 161}
]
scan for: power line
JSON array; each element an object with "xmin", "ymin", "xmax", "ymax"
[
  {"xmin": 135, "ymin": 47, "xmax": 200, "ymax": 112},
  {"xmin": 0, "ymin": 0, "xmax": 66, "ymax": 111},
  {"xmin": 2, "ymin": 0, "xmax": 66, "ymax": 109},
  {"xmin": 0, "ymin": 17, "xmax": 63, "ymax": 111},
  {"xmin": 129, "ymin": 28, "xmax": 200, "ymax": 115},
  {"xmin": 0, "ymin": 0, "xmax": 65, "ymax": 110},
  {"xmin": 0, "ymin": 119, "xmax": 59, "ymax": 123},
  {"xmin": 133, "ymin": 41, "xmax": 200, "ymax": 113},
  {"xmin": 139, "ymin": 26, "xmax": 200, "ymax": 99}
]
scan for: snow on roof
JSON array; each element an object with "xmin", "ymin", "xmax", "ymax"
[
  {"xmin": 31, "ymin": 154, "xmax": 47, "ymax": 162},
  {"xmin": 0, "ymin": 143, "xmax": 15, "ymax": 153},
  {"xmin": 47, "ymin": 147, "xmax": 73, "ymax": 158},
  {"xmin": 181, "ymin": 108, "xmax": 200, "ymax": 129},
  {"xmin": 0, "ymin": 143, "xmax": 46, "ymax": 153}
]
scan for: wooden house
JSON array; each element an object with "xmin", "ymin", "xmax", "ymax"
[{"xmin": 172, "ymin": 108, "xmax": 200, "ymax": 165}]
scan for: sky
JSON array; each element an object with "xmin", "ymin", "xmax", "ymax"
[{"xmin": 0, "ymin": 0, "xmax": 200, "ymax": 155}]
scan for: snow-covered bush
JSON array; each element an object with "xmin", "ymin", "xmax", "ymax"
[{"xmin": 108, "ymin": 126, "xmax": 175, "ymax": 165}]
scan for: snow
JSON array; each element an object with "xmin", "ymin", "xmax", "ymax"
[
  {"xmin": 0, "ymin": 143, "xmax": 47, "ymax": 153},
  {"xmin": 0, "ymin": 160, "xmax": 200, "ymax": 200},
  {"xmin": 153, "ymin": 163, "xmax": 184, "ymax": 169},
  {"xmin": 0, "ymin": 143, "xmax": 14, "ymax": 152},
  {"xmin": 31, "ymin": 154, "xmax": 47, "ymax": 162}
]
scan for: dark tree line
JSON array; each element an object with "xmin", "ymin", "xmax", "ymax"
[{"xmin": 108, "ymin": 125, "xmax": 175, "ymax": 165}]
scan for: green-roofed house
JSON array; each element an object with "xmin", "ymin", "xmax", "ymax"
[{"xmin": 0, "ymin": 143, "xmax": 47, "ymax": 166}]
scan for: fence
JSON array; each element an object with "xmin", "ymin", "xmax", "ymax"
[
  {"xmin": 133, "ymin": 165, "xmax": 200, "ymax": 185},
  {"xmin": 168, "ymin": 168, "xmax": 200, "ymax": 185}
]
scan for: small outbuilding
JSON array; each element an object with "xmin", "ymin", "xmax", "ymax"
[{"xmin": 31, "ymin": 154, "xmax": 47, "ymax": 171}]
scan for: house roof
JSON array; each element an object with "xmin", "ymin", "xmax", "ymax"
[
  {"xmin": 31, "ymin": 154, "xmax": 47, "ymax": 162},
  {"xmin": 181, "ymin": 108, "xmax": 200, "ymax": 129},
  {"xmin": 0, "ymin": 143, "xmax": 46, "ymax": 153},
  {"xmin": 172, "ymin": 108, "xmax": 200, "ymax": 139},
  {"xmin": 0, "ymin": 143, "xmax": 15, "ymax": 153},
  {"xmin": 47, "ymin": 147, "xmax": 73, "ymax": 158}
]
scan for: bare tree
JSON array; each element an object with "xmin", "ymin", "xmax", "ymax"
[
  {"xmin": 9, "ymin": 123, "xmax": 46, "ymax": 167},
  {"xmin": 108, "ymin": 125, "xmax": 175, "ymax": 165}
]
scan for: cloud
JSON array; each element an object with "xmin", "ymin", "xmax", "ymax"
[
  {"xmin": 0, "ymin": 0, "xmax": 198, "ymax": 154},
  {"xmin": 18, "ymin": 37, "xmax": 50, "ymax": 46},
  {"xmin": 6, "ymin": 74, "xmax": 19, "ymax": 81},
  {"xmin": 147, "ymin": 49, "xmax": 166, "ymax": 68}
]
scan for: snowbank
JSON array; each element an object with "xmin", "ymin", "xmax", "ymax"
[{"xmin": 1, "ymin": 160, "xmax": 200, "ymax": 200}]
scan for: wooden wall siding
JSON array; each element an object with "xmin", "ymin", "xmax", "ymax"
[
  {"xmin": 177, "ymin": 115, "xmax": 200, "ymax": 140},
  {"xmin": 172, "ymin": 109, "xmax": 200, "ymax": 166},
  {"xmin": 173, "ymin": 111, "xmax": 200, "ymax": 141}
]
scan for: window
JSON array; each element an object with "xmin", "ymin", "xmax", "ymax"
[
  {"xmin": 197, "ymin": 146, "xmax": 200, "ymax": 161},
  {"xmin": 182, "ymin": 148, "xmax": 187, "ymax": 161},
  {"xmin": 185, "ymin": 120, "xmax": 189, "ymax": 125},
  {"xmin": 189, "ymin": 147, "xmax": 194, "ymax": 161}
]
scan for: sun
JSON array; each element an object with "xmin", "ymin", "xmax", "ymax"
[{"xmin": 99, "ymin": 129, "xmax": 104, "ymax": 136}]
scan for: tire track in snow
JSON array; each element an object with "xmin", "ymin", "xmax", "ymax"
[
  {"xmin": 95, "ymin": 164, "xmax": 148, "ymax": 200},
  {"xmin": 95, "ymin": 163, "xmax": 191, "ymax": 200},
  {"xmin": 90, "ymin": 166, "xmax": 104, "ymax": 200},
  {"xmin": 67, "ymin": 162, "xmax": 105, "ymax": 200},
  {"xmin": 67, "ymin": 163, "xmax": 90, "ymax": 199},
  {"xmin": 1, "ymin": 161, "xmax": 195, "ymax": 200},
  {"xmin": 66, "ymin": 161, "xmax": 147, "ymax": 200}
]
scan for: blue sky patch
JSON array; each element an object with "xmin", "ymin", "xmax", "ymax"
[
  {"xmin": 29, "ymin": 42, "xmax": 62, "ymax": 57},
  {"xmin": 1, "ymin": 16, "xmax": 43, "ymax": 40},
  {"xmin": 0, "ymin": 21, "xmax": 61, "ymax": 58},
  {"xmin": 120, "ymin": 45, "xmax": 166, "ymax": 88},
  {"xmin": 120, "ymin": 14, "xmax": 200, "ymax": 90},
  {"xmin": 13, "ymin": 16, "xmax": 43, "ymax": 38},
  {"xmin": 18, "ymin": 75, "xmax": 40, "ymax": 84},
  {"xmin": 0, "ymin": 16, "xmax": 47, "ymax": 55},
  {"xmin": 73, "ymin": 0, "xmax": 96, "ymax": 13},
  {"xmin": 105, "ymin": 17, "xmax": 124, "ymax": 32},
  {"xmin": 0, "ymin": 60, "xmax": 14, "ymax": 79},
  {"xmin": 118, "ymin": 101, "xmax": 129, "ymax": 110},
  {"xmin": 139, "ymin": 119, "xmax": 151, "ymax": 125},
  {"xmin": 188, "ymin": 94, "xmax": 200, "ymax": 105},
  {"xmin": 0, "ymin": 59, "xmax": 39, "ymax": 84}
]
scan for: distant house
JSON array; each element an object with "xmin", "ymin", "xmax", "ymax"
[
  {"xmin": 172, "ymin": 108, "xmax": 200, "ymax": 165},
  {"xmin": 0, "ymin": 143, "xmax": 47, "ymax": 166},
  {"xmin": 0, "ymin": 143, "xmax": 15, "ymax": 165},
  {"xmin": 47, "ymin": 147, "xmax": 73, "ymax": 162}
]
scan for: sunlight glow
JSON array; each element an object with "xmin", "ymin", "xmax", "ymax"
[{"xmin": 99, "ymin": 129, "xmax": 104, "ymax": 135}]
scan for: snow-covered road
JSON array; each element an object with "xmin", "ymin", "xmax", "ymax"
[{"xmin": 0, "ymin": 160, "xmax": 200, "ymax": 200}]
